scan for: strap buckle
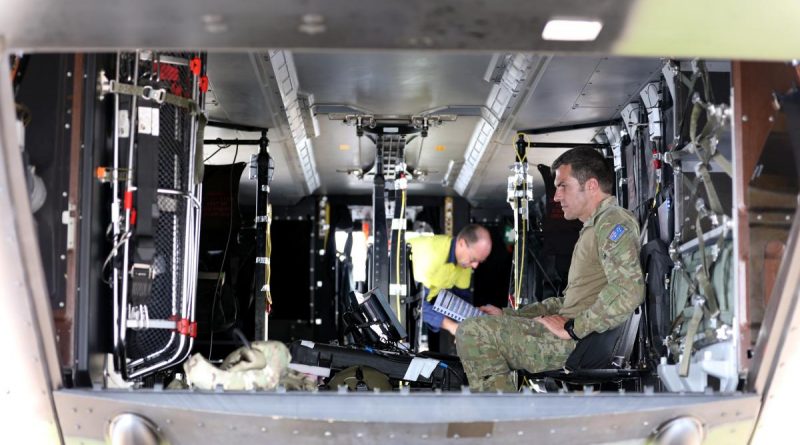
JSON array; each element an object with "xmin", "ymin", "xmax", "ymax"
[
  {"xmin": 130, "ymin": 263, "xmax": 154, "ymax": 280},
  {"xmin": 141, "ymin": 85, "xmax": 166, "ymax": 104}
]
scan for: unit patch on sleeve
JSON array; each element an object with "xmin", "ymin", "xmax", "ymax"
[{"xmin": 608, "ymin": 224, "xmax": 627, "ymax": 242}]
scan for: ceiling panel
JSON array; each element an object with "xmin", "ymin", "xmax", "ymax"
[
  {"xmin": 311, "ymin": 116, "xmax": 480, "ymax": 196},
  {"xmin": 294, "ymin": 52, "xmax": 494, "ymax": 115},
  {"xmin": 204, "ymin": 51, "xmax": 663, "ymax": 205},
  {"xmin": 0, "ymin": 0, "xmax": 632, "ymax": 53},
  {"xmin": 206, "ymin": 53, "xmax": 281, "ymax": 129},
  {"xmin": 515, "ymin": 56, "xmax": 661, "ymax": 134}
]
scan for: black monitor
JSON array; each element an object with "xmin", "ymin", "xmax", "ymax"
[{"xmin": 345, "ymin": 288, "xmax": 407, "ymax": 346}]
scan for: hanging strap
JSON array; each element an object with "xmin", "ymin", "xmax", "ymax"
[
  {"xmin": 678, "ymin": 301, "xmax": 704, "ymax": 377},
  {"xmin": 129, "ymin": 101, "xmax": 161, "ymax": 305}
]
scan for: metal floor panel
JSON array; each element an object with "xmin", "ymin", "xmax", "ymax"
[{"xmin": 54, "ymin": 389, "xmax": 759, "ymax": 444}]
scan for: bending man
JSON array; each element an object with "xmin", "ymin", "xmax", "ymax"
[
  {"xmin": 456, "ymin": 147, "xmax": 643, "ymax": 391},
  {"xmin": 408, "ymin": 224, "xmax": 492, "ymax": 336}
]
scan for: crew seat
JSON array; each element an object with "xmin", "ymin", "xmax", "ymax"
[{"xmin": 518, "ymin": 305, "xmax": 650, "ymax": 391}]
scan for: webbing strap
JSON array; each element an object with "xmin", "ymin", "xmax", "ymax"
[
  {"xmin": 130, "ymin": 102, "xmax": 160, "ymax": 305},
  {"xmin": 194, "ymin": 113, "xmax": 207, "ymax": 184},
  {"xmin": 108, "ymin": 80, "xmax": 201, "ymax": 115},
  {"xmin": 693, "ymin": 164, "xmax": 725, "ymax": 217},
  {"xmin": 695, "ymin": 215, "xmax": 721, "ymax": 317},
  {"xmin": 679, "ymin": 302, "xmax": 704, "ymax": 377}
]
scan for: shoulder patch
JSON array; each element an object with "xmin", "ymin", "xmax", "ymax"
[{"xmin": 608, "ymin": 224, "xmax": 627, "ymax": 242}]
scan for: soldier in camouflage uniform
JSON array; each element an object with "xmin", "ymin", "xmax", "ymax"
[{"xmin": 456, "ymin": 147, "xmax": 644, "ymax": 392}]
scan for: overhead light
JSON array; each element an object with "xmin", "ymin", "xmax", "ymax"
[
  {"xmin": 339, "ymin": 144, "xmax": 351, "ymax": 151},
  {"xmin": 542, "ymin": 19, "xmax": 603, "ymax": 41},
  {"xmin": 435, "ymin": 145, "xmax": 446, "ymax": 152}
]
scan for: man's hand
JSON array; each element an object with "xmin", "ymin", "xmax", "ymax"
[
  {"xmin": 441, "ymin": 317, "xmax": 459, "ymax": 335},
  {"xmin": 535, "ymin": 315, "xmax": 571, "ymax": 340},
  {"xmin": 479, "ymin": 304, "xmax": 503, "ymax": 316}
]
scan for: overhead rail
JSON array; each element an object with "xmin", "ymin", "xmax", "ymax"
[{"xmin": 518, "ymin": 118, "xmax": 621, "ymax": 135}]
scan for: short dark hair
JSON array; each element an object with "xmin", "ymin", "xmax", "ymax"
[
  {"xmin": 456, "ymin": 224, "xmax": 488, "ymax": 245},
  {"xmin": 551, "ymin": 147, "xmax": 614, "ymax": 194}
]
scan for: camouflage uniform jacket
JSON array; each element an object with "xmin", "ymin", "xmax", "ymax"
[{"xmin": 504, "ymin": 196, "xmax": 644, "ymax": 338}]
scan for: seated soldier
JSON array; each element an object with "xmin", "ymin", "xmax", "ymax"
[{"xmin": 456, "ymin": 147, "xmax": 644, "ymax": 392}]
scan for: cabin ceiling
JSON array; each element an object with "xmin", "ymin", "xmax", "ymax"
[
  {"xmin": 203, "ymin": 51, "xmax": 662, "ymax": 207},
  {"xmin": 3, "ymin": 1, "xmax": 783, "ymax": 207},
  {"xmin": 2, "ymin": 0, "xmax": 798, "ymax": 60}
]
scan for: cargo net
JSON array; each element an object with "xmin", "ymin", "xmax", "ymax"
[{"xmin": 121, "ymin": 52, "xmax": 199, "ymax": 370}]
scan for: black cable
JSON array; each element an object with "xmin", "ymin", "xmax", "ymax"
[
  {"xmin": 208, "ymin": 144, "xmax": 239, "ymax": 358},
  {"xmin": 204, "ymin": 140, "xmax": 232, "ymax": 163},
  {"xmin": 231, "ymin": 327, "xmax": 252, "ymax": 350},
  {"xmin": 526, "ymin": 242, "xmax": 559, "ymax": 296}
]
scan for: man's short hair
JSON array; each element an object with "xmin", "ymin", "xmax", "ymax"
[
  {"xmin": 456, "ymin": 224, "xmax": 488, "ymax": 245},
  {"xmin": 551, "ymin": 147, "xmax": 614, "ymax": 194}
]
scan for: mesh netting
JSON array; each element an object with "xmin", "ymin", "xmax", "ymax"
[{"xmin": 127, "ymin": 53, "xmax": 196, "ymax": 365}]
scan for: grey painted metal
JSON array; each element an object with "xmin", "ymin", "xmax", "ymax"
[
  {"xmin": 269, "ymin": 50, "xmax": 321, "ymax": 193},
  {"xmin": 204, "ymin": 52, "xmax": 663, "ymax": 203},
  {"xmin": 206, "ymin": 53, "xmax": 283, "ymax": 130},
  {"xmin": 515, "ymin": 56, "xmax": 662, "ymax": 134},
  {"xmin": 0, "ymin": 0, "xmax": 631, "ymax": 52},
  {"xmin": 54, "ymin": 389, "xmax": 758, "ymax": 444},
  {"xmin": 294, "ymin": 52, "xmax": 494, "ymax": 115},
  {"xmin": 0, "ymin": 42, "xmax": 64, "ymax": 443},
  {"xmin": 204, "ymin": 52, "xmax": 307, "ymax": 205},
  {"xmin": 456, "ymin": 54, "xmax": 551, "ymax": 198},
  {"xmin": 107, "ymin": 413, "xmax": 165, "ymax": 445}
]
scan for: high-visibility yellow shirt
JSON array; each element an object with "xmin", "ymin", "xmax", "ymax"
[{"xmin": 407, "ymin": 235, "xmax": 473, "ymax": 301}]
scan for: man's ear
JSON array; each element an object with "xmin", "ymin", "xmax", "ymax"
[{"xmin": 585, "ymin": 177, "xmax": 599, "ymax": 192}]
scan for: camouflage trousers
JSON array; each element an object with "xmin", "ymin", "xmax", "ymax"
[{"xmin": 456, "ymin": 315, "xmax": 576, "ymax": 392}]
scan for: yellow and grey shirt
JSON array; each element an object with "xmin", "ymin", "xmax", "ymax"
[
  {"xmin": 505, "ymin": 196, "xmax": 644, "ymax": 338},
  {"xmin": 407, "ymin": 235, "xmax": 472, "ymax": 302}
]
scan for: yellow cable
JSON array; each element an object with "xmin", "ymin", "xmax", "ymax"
[
  {"xmin": 395, "ymin": 189, "xmax": 407, "ymax": 318},
  {"xmin": 512, "ymin": 134, "xmax": 529, "ymax": 308},
  {"xmin": 518, "ymin": 215, "xmax": 526, "ymax": 309},
  {"xmin": 651, "ymin": 183, "xmax": 661, "ymax": 209}
]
